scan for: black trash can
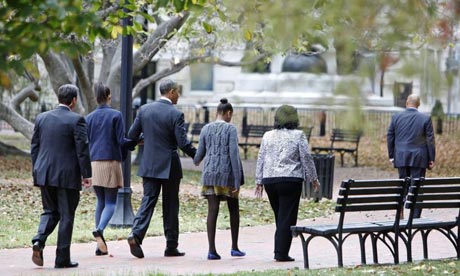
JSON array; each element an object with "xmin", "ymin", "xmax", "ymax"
[{"xmin": 302, "ymin": 154, "xmax": 335, "ymax": 201}]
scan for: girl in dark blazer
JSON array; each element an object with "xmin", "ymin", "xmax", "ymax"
[{"xmin": 86, "ymin": 83, "xmax": 134, "ymax": 256}]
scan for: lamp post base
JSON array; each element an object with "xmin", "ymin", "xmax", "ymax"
[{"xmin": 109, "ymin": 187, "xmax": 135, "ymax": 227}]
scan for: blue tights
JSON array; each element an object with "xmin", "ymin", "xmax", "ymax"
[{"xmin": 94, "ymin": 186, "xmax": 118, "ymax": 233}]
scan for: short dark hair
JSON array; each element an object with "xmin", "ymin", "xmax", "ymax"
[
  {"xmin": 159, "ymin": 79, "xmax": 179, "ymax": 95},
  {"xmin": 58, "ymin": 84, "xmax": 79, "ymax": 105},
  {"xmin": 217, "ymin": 98, "xmax": 233, "ymax": 114},
  {"xmin": 274, "ymin": 105, "xmax": 299, "ymax": 129},
  {"xmin": 94, "ymin": 82, "xmax": 110, "ymax": 104}
]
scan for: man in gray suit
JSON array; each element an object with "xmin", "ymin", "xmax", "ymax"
[
  {"xmin": 127, "ymin": 79, "xmax": 196, "ymax": 258},
  {"xmin": 387, "ymin": 94, "xmax": 436, "ymax": 218},
  {"xmin": 31, "ymin": 84, "xmax": 92, "ymax": 268}
]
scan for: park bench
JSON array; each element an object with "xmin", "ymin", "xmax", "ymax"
[
  {"xmin": 238, "ymin": 124, "xmax": 273, "ymax": 160},
  {"xmin": 238, "ymin": 125, "xmax": 313, "ymax": 160},
  {"xmin": 291, "ymin": 178, "xmax": 409, "ymax": 268},
  {"xmin": 311, "ymin": 128, "xmax": 362, "ymax": 167},
  {"xmin": 399, "ymin": 177, "xmax": 460, "ymax": 262},
  {"xmin": 189, "ymin": 122, "xmax": 206, "ymax": 145}
]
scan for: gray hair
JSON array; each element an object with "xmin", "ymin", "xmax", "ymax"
[
  {"xmin": 58, "ymin": 84, "xmax": 79, "ymax": 105},
  {"xmin": 159, "ymin": 79, "xmax": 179, "ymax": 95}
]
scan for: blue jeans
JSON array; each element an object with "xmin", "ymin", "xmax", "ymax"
[{"xmin": 94, "ymin": 186, "xmax": 118, "ymax": 232}]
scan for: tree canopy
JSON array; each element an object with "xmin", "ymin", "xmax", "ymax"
[{"xmin": 0, "ymin": 0, "xmax": 458, "ymax": 144}]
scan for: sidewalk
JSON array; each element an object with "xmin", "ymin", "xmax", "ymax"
[{"xmin": 0, "ymin": 159, "xmax": 457, "ymax": 275}]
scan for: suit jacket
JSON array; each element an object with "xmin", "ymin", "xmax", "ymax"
[
  {"xmin": 86, "ymin": 104, "xmax": 134, "ymax": 161},
  {"xmin": 128, "ymin": 99, "xmax": 196, "ymax": 179},
  {"xmin": 387, "ymin": 108, "xmax": 436, "ymax": 168},
  {"xmin": 31, "ymin": 106, "xmax": 92, "ymax": 190}
]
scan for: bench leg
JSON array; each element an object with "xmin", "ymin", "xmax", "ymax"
[
  {"xmin": 354, "ymin": 153, "xmax": 358, "ymax": 167},
  {"xmin": 298, "ymin": 234, "xmax": 310, "ymax": 269},
  {"xmin": 340, "ymin": 152, "xmax": 345, "ymax": 167},
  {"xmin": 394, "ymin": 233, "xmax": 399, "ymax": 265},
  {"xmin": 371, "ymin": 234, "xmax": 379, "ymax": 264},
  {"xmin": 421, "ymin": 230, "xmax": 430, "ymax": 260},
  {"xmin": 406, "ymin": 237, "xmax": 413, "ymax": 263},
  {"xmin": 337, "ymin": 241, "xmax": 344, "ymax": 267},
  {"xmin": 359, "ymin": 234, "xmax": 367, "ymax": 264},
  {"xmin": 243, "ymin": 146, "xmax": 248, "ymax": 160}
]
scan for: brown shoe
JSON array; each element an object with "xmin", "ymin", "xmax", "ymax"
[{"xmin": 32, "ymin": 241, "xmax": 44, "ymax": 267}]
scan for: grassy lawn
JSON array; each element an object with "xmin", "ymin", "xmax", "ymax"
[
  {"xmin": 0, "ymin": 152, "xmax": 334, "ymax": 249},
  {"xmin": 2, "ymin": 132, "xmax": 460, "ymax": 275}
]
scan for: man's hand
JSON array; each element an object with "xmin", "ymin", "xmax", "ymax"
[
  {"xmin": 255, "ymin": 184, "xmax": 264, "ymax": 198},
  {"xmin": 389, "ymin": 158, "xmax": 394, "ymax": 164},
  {"xmin": 428, "ymin": 161, "xmax": 435, "ymax": 170},
  {"xmin": 82, "ymin": 178, "xmax": 92, "ymax": 188}
]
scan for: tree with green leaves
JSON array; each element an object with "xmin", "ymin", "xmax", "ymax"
[{"xmin": 0, "ymin": 0, "xmax": 455, "ymax": 153}]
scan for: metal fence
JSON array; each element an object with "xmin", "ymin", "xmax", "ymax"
[
  {"xmin": 2, "ymin": 104, "xmax": 460, "ymax": 138},
  {"xmin": 177, "ymin": 104, "xmax": 460, "ymax": 138}
]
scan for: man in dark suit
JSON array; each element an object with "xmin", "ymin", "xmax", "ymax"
[
  {"xmin": 127, "ymin": 79, "xmax": 196, "ymax": 258},
  {"xmin": 31, "ymin": 84, "xmax": 92, "ymax": 268},
  {"xmin": 387, "ymin": 94, "xmax": 436, "ymax": 218}
]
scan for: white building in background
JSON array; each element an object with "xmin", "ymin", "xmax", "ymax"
[{"xmin": 147, "ymin": 45, "xmax": 459, "ymax": 114}]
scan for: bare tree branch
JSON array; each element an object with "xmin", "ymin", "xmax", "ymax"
[
  {"xmin": 0, "ymin": 102, "xmax": 34, "ymax": 140},
  {"xmin": 132, "ymin": 11, "xmax": 190, "ymax": 73},
  {"xmin": 11, "ymin": 83, "xmax": 40, "ymax": 112},
  {"xmin": 96, "ymin": 3, "xmax": 121, "ymax": 19},
  {"xmin": 107, "ymin": 11, "xmax": 190, "ymax": 108},
  {"xmin": 132, "ymin": 53, "xmax": 270, "ymax": 99},
  {"xmin": 72, "ymin": 56, "xmax": 96, "ymax": 112}
]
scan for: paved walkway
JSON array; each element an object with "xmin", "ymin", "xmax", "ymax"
[{"xmin": 0, "ymin": 159, "xmax": 457, "ymax": 275}]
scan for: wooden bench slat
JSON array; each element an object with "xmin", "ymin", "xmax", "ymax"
[
  {"xmin": 337, "ymin": 196, "xmax": 401, "ymax": 204},
  {"xmin": 340, "ymin": 179, "xmax": 405, "ymax": 188},
  {"xmin": 339, "ymin": 187, "xmax": 403, "ymax": 196},
  {"xmin": 407, "ymin": 202, "xmax": 460, "ymax": 209},
  {"xmin": 410, "ymin": 186, "xmax": 460, "ymax": 194},
  {"xmin": 336, "ymin": 203, "xmax": 399, "ymax": 212},
  {"xmin": 407, "ymin": 193, "xmax": 460, "ymax": 201},
  {"xmin": 415, "ymin": 177, "xmax": 460, "ymax": 185}
]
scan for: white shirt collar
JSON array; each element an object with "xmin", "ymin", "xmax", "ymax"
[
  {"xmin": 160, "ymin": 96, "xmax": 172, "ymax": 104},
  {"xmin": 58, "ymin": 104, "xmax": 71, "ymax": 110}
]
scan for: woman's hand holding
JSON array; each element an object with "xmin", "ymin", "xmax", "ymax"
[{"xmin": 255, "ymin": 184, "xmax": 264, "ymax": 198}]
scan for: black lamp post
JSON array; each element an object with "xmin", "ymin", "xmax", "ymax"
[{"xmin": 109, "ymin": 6, "xmax": 135, "ymax": 227}]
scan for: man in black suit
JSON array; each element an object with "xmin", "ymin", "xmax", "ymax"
[
  {"xmin": 127, "ymin": 79, "xmax": 196, "ymax": 258},
  {"xmin": 31, "ymin": 84, "xmax": 92, "ymax": 268},
  {"xmin": 387, "ymin": 94, "xmax": 436, "ymax": 218}
]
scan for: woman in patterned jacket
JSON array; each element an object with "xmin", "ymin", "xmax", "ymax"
[{"xmin": 255, "ymin": 104, "xmax": 320, "ymax": 262}]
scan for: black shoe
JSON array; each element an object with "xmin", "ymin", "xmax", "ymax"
[
  {"xmin": 127, "ymin": 233, "xmax": 144, "ymax": 258},
  {"xmin": 32, "ymin": 241, "xmax": 44, "ymax": 267},
  {"xmin": 54, "ymin": 261, "xmax": 79, "ymax": 268},
  {"xmin": 95, "ymin": 248, "xmax": 108, "ymax": 256},
  {"xmin": 275, "ymin": 256, "xmax": 295, "ymax": 262},
  {"xmin": 92, "ymin": 229, "xmax": 108, "ymax": 254},
  {"xmin": 164, "ymin": 248, "xmax": 185, "ymax": 257}
]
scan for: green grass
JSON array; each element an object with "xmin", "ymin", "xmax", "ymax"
[
  {"xmin": 186, "ymin": 259, "xmax": 460, "ymax": 275},
  {"xmin": 0, "ymin": 155, "xmax": 334, "ymax": 249}
]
